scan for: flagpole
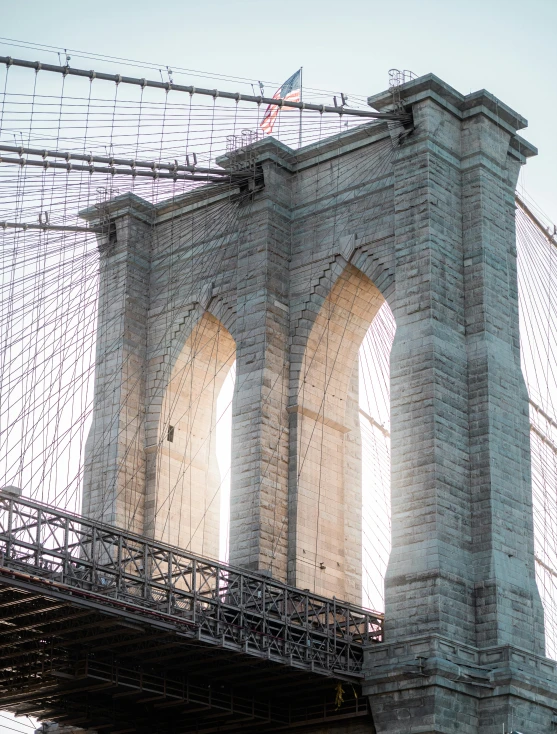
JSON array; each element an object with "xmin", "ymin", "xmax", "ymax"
[{"xmin": 298, "ymin": 66, "xmax": 303, "ymax": 149}]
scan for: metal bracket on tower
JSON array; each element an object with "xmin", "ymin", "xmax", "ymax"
[
  {"xmin": 385, "ymin": 68, "xmax": 417, "ymax": 146},
  {"xmin": 224, "ymin": 129, "xmax": 266, "ymax": 200}
]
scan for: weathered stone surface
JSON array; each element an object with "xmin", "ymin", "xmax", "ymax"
[
  {"xmin": 364, "ymin": 73, "xmax": 552, "ymax": 733},
  {"xmin": 82, "ymin": 121, "xmax": 395, "ymax": 600},
  {"xmin": 82, "ymin": 196, "xmax": 152, "ymax": 536},
  {"xmin": 81, "ymin": 73, "xmax": 555, "ymax": 731}
]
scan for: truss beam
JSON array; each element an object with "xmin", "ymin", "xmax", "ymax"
[{"xmin": 0, "ymin": 492, "xmax": 382, "ymax": 680}]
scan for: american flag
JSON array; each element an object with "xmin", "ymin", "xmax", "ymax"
[{"xmin": 260, "ymin": 69, "xmax": 302, "ymax": 135}]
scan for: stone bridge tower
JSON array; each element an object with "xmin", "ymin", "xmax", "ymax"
[{"xmin": 81, "ymin": 75, "xmax": 557, "ymax": 732}]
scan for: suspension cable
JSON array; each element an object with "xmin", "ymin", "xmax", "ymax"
[{"xmin": 0, "ymin": 56, "xmax": 411, "ymax": 122}]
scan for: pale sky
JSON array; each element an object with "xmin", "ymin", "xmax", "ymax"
[{"xmin": 0, "ymin": 0, "xmax": 555, "ymax": 222}]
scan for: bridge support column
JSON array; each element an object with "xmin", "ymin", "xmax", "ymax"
[
  {"xmin": 363, "ymin": 77, "xmax": 556, "ymax": 733},
  {"xmin": 81, "ymin": 195, "xmax": 153, "ymax": 535},
  {"xmin": 229, "ymin": 160, "xmax": 291, "ymax": 579}
]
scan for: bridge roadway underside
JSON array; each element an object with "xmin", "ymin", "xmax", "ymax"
[
  {"xmin": 0, "ymin": 572, "xmax": 372, "ymax": 733},
  {"xmin": 0, "ymin": 493, "xmax": 379, "ymax": 733}
]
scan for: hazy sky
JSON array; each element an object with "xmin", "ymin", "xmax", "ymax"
[{"xmin": 0, "ymin": 0, "xmax": 556, "ymax": 221}]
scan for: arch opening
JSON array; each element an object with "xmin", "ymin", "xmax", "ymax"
[
  {"xmin": 216, "ymin": 361, "xmax": 236, "ymax": 563},
  {"xmin": 289, "ymin": 263, "xmax": 395, "ymax": 604},
  {"xmin": 145, "ymin": 311, "xmax": 235, "ymax": 559},
  {"xmin": 359, "ymin": 302, "xmax": 395, "ymax": 612}
]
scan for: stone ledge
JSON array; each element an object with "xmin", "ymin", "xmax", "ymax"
[
  {"xmin": 287, "ymin": 404, "xmax": 350, "ymax": 434},
  {"xmin": 79, "ymin": 190, "xmax": 155, "ymax": 224},
  {"xmin": 367, "ymin": 73, "xmax": 528, "ymax": 133},
  {"xmin": 363, "ymin": 634, "xmax": 557, "ymax": 709},
  {"xmin": 217, "ymin": 122, "xmax": 392, "ymax": 176}
]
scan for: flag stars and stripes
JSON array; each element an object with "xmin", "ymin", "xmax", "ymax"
[{"xmin": 260, "ymin": 69, "xmax": 302, "ymax": 135}]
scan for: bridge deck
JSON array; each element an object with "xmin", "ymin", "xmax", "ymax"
[{"xmin": 0, "ymin": 493, "xmax": 382, "ymax": 732}]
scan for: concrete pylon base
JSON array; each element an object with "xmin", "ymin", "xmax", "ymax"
[{"xmin": 364, "ymin": 635, "xmax": 557, "ymax": 733}]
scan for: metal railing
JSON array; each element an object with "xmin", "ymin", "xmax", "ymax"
[{"xmin": 0, "ymin": 493, "xmax": 382, "ymax": 677}]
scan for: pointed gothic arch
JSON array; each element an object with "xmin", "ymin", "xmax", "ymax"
[
  {"xmin": 144, "ymin": 310, "xmax": 235, "ymax": 558},
  {"xmin": 288, "ymin": 262, "xmax": 389, "ymax": 602}
]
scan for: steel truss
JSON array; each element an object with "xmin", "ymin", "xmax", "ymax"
[
  {"xmin": 0, "ymin": 493, "xmax": 382, "ymax": 676},
  {"xmin": 0, "ymin": 493, "xmax": 381, "ymax": 731}
]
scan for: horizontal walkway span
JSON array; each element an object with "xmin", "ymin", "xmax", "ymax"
[
  {"xmin": 0, "ymin": 492, "xmax": 382, "ymax": 730},
  {"xmin": 0, "ymin": 492, "xmax": 382, "ymax": 670}
]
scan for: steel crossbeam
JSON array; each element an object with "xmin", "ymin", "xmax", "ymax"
[
  {"xmin": 0, "ymin": 56, "xmax": 411, "ymax": 122},
  {"xmin": 0, "ymin": 492, "xmax": 382, "ymax": 678}
]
